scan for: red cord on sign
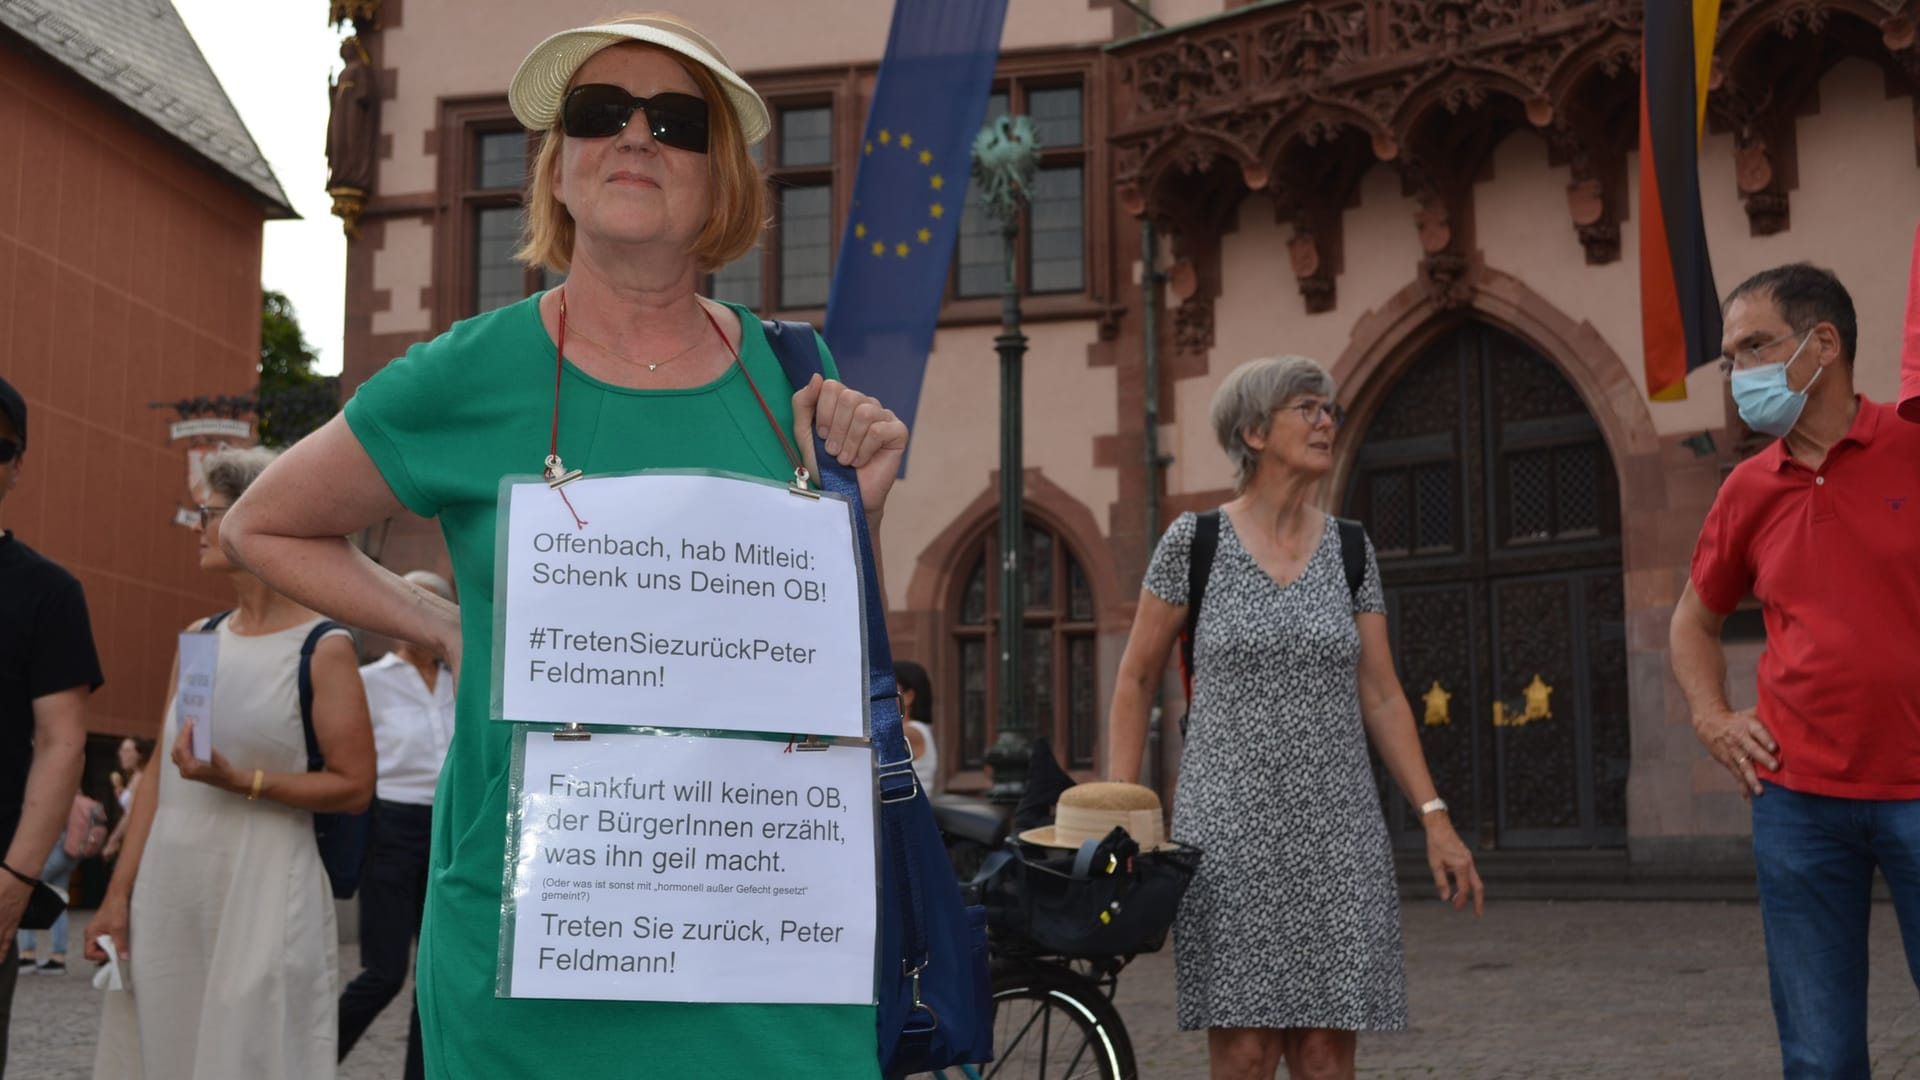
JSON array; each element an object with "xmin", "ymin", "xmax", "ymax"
[
  {"xmin": 699, "ymin": 307, "xmax": 810, "ymax": 481},
  {"xmin": 545, "ymin": 294, "xmax": 588, "ymax": 530},
  {"xmin": 542, "ymin": 292, "xmax": 814, "ymax": 528}
]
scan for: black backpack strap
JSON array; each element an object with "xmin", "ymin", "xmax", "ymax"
[
  {"xmin": 1175, "ymin": 507, "xmax": 1221, "ymax": 726},
  {"xmin": 297, "ymin": 621, "xmax": 346, "ymax": 773},
  {"xmin": 1335, "ymin": 517, "xmax": 1366, "ymax": 601},
  {"xmin": 199, "ymin": 609, "xmax": 234, "ymax": 633},
  {"xmin": 1178, "ymin": 510, "xmax": 1220, "ymax": 706}
]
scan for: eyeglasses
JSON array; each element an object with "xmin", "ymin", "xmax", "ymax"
[
  {"xmin": 195, "ymin": 504, "xmax": 230, "ymax": 528},
  {"xmin": 0, "ymin": 438, "xmax": 18, "ymax": 465},
  {"xmin": 1281, "ymin": 399, "xmax": 1346, "ymax": 428},
  {"xmin": 561, "ymin": 84, "xmax": 710, "ymax": 152},
  {"xmin": 1716, "ymin": 329, "xmax": 1807, "ymax": 377}
]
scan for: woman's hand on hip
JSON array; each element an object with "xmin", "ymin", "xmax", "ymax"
[
  {"xmin": 791, "ymin": 375, "xmax": 909, "ymax": 515},
  {"xmin": 1424, "ymin": 813, "xmax": 1485, "ymax": 916}
]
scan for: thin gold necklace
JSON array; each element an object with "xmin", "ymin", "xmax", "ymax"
[{"xmin": 565, "ymin": 321, "xmax": 708, "ymax": 372}]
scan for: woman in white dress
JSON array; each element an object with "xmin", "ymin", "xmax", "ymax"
[{"xmin": 88, "ymin": 447, "xmax": 375, "ymax": 1079}]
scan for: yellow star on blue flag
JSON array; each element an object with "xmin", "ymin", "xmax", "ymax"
[{"xmin": 823, "ymin": 0, "xmax": 1009, "ymax": 466}]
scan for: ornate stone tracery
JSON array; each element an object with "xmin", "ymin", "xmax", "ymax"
[{"xmin": 1109, "ymin": 0, "xmax": 1920, "ymax": 351}]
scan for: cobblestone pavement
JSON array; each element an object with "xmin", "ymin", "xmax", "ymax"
[{"xmin": 5, "ymin": 901, "xmax": 1915, "ymax": 1078}]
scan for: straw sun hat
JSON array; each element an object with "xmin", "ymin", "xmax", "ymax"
[
  {"xmin": 1017, "ymin": 782, "xmax": 1181, "ymax": 852},
  {"xmin": 507, "ymin": 16, "xmax": 771, "ymax": 145}
]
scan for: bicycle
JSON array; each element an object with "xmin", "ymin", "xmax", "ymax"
[{"xmin": 927, "ymin": 794, "xmax": 1143, "ymax": 1080}]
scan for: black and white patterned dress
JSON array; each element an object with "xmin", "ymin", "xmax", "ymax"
[{"xmin": 1146, "ymin": 510, "xmax": 1408, "ymax": 1032}]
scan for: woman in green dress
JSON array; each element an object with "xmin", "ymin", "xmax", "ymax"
[{"xmin": 221, "ymin": 14, "xmax": 907, "ymax": 1078}]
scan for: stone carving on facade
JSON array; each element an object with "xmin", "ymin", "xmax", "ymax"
[
  {"xmin": 1110, "ymin": 0, "xmax": 1920, "ymax": 356},
  {"xmin": 1132, "ymin": 37, "xmax": 1244, "ymax": 113},
  {"xmin": 1386, "ymin": 0, "xmax": 1527, "ymax": 53},
  {"xmin": 1258, "ymin": 4, "xmax": 1369, "ymax": 82},
  {"xmin": 328, "ymin": 0, "xmax": 381, "ymax": 29},
  {"xmin": 1539, "ymin": 115, "xmax": 1626, "ymax": 264},
  {"xmin": 326, "ymin": 36, "xmax": 379, "ymax": 239},
  {"xmin": 1173, "ymin": 295, "xmax": 1215, "ymax": 357}
]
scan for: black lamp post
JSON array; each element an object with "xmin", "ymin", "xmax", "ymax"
[{"xmin": 971, "ymin": 115, "xmax": 1042, "ymax": 804}]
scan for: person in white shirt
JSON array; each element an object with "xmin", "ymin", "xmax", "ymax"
[
  {"xmin": 895, "ymin": 661, "xmax": 938, "ymax": 794},
  {"xmin": 337, "ymin": 570, "xmax": 454, "ymax": 1080}
]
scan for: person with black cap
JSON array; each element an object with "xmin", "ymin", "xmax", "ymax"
[{"xmin": 0, "ymin": 374, "xmax": 100, "ymax": 1073}]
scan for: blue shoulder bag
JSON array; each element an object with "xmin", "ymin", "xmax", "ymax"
[{"xmin": 762, "ymin": 320, "xmax": 995, "ymax": 1077}]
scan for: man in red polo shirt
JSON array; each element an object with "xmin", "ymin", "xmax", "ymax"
[{"xmin": 1671, "ymin": 263, "xmax": 1920, "ymax": 1080}]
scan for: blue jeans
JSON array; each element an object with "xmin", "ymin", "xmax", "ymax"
[
  {"xmin": 1752, "ymin": 782, "xmax": 1920, "ymax": 1080},
  {"xmin": 14, "ymin": 841, "xmax": 77, "ymax": 958}
]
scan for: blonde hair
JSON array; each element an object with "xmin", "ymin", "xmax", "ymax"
[{"xmin": 515, "ymin": 13, "xmax": 768, "ymax": 276}]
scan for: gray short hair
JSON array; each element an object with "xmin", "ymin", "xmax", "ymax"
[
  {"xmin": 200, "ymin": 446, "xmax": 280, "ymax": 503},
  {"xmin": 403, "ymin": 569, "xmax": 454, "ymax": 601},
  {"xmin": 1209, "ymin": 356, "xmax": 1336, "ymax": 491}
]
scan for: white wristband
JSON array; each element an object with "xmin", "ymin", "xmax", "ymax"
[{"xmin": 1419, "ymin": 797, "xmax": 1448, "ymax": 817}]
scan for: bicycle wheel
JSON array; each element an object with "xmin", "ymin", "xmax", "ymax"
[{"xmin": 980, "ymin": 966, "xmax": 1135, "ymax": 1080}]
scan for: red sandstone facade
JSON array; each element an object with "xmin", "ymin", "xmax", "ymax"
[{"xmin": 0, "ymin": 33, "xmax": 285, "ymax": 739}]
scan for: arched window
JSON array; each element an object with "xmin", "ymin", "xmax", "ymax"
[{"xmin": 952, "ymin": 520, "xmax": 1100, "ymax": 773}]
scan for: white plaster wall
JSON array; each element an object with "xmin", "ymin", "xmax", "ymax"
[
  {"xmin": 1169, "ymin": 163, "xmax": 1424, "ymax": 498},
  {"xmin": 879, "ymin": 319, "xmax": 1117, "ymax": 609},
  {"xmin": 1469, "ymin": 57, "xmax": 1920, "ymax": 434},
  {"xmin": 1712, "ymin": 57, "xmax": 1920, "ymax": 403}
]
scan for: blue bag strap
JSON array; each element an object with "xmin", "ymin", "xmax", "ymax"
[
  {"xmin": 199, "ymin": 609, "xmax": 234, "ymax": 632},
  {"xmin": 297, "ymin": 621, "xmax": 345, "ymax": 773},
  {"xmin": 761, "ymin": 319, "xmax": 929, "ymax": 969}
]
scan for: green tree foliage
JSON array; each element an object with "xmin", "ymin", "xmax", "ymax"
[{"xmin": 257, "ymin": 289, "xmax": 340, "ymax": 447}]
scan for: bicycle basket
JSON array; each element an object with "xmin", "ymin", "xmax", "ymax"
[{"xmin": 976, "ymin": 826, "xmax": 1202, "ymax": 959}]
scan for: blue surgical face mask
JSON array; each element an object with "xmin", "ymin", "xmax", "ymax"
[{"xmin": 1730, "ymin": 331, "xmax": 1820, "ymax": 438}]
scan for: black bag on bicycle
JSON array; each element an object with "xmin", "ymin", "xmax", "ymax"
[{"xmin": 981, "ymin": 830, "xmax": 1200, "ymax": 958}]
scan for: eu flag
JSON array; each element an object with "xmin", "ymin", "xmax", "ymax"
[{"xmin": 823, "ymin": 0, "xmax": 1009, "ymax": 449}]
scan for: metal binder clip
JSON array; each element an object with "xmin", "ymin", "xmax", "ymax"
[
  {"xmin": 553, "ymin": 722, "xmax": 591, "ymax": 742},
  {"xmin": 788, "ymin": 466, "xmax": 819, "ymax": 500},
  {"xmin": 544, "ymin": 454, "xmax": 583, "ymax": 489},
  {"xmin": 793, "ymin": 734, "xmax": 830, "ymax": 752}
]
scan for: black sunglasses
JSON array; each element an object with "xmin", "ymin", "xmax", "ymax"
[
  {"xmin": 0, "ymin": 438, "xmax": 18, "ymax": 465},
  {"xmin": 561, "ymin": 84, "xmax": 710, "ymax": 152}
]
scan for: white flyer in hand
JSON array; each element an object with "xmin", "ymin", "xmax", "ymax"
[
  {"xmin": 500, "ymin": 730, "xmax": 877, "ymax": 1004},
  {"xmin": 177, "ymin": 631, "xmax": 219, "ymax": 760},
  {"xmin": 492, "ymin": 472, "xmax": 865, "ymax": 737}
]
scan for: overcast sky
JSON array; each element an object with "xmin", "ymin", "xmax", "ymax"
[{"xmin": 174, "ymin": 1, "xmax": 347, "ymax": 376}]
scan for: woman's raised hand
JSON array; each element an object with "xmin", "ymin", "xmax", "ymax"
[{"xmin": 791, "ymin": 375, "xmax": 909, "ymax": 517}]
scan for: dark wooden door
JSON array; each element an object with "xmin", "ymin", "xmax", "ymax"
[{"xmin": 1345, "ymin": 323, "xmax": 1629, "ymax": 849}]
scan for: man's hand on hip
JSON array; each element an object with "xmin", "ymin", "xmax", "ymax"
[{"xmin": 1693, "ymin": 706, "xmax": 1779, "ymax": 798}]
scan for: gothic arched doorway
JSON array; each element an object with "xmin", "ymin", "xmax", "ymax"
[{"xmin": 1345, "ymin": 322, "xmax": 1629, "ymax": 850}]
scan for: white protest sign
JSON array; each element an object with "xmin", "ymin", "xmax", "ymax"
[
  {"xmin": 502, "ymin": 730, "xmax": 877, "ymax": 1005},
  {"xmin": 176, "ymin": 632, "xmax": 218, "ymax": 760},
  {"xmin": 493, "ymin": 473, "xmax": 865, "ymax": 737}
]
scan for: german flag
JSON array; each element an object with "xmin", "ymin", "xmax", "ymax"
[{"xmin": 1639, "ymin": 1, "xmax": 1722, "ymax": 402}]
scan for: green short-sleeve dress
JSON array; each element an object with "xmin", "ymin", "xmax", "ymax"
[{"xmin": 343, "ymin": 294, "xmax": 878, "ymax": 1079}]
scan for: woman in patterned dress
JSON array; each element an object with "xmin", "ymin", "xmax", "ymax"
[{"xmin": 1108, "ymin": 356, "xmax": 1483, "ymax": 1080}]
